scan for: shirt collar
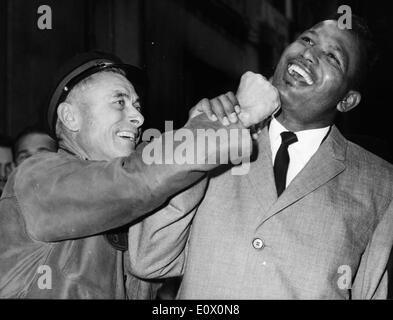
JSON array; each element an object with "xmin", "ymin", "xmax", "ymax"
[{"xmin": 269, "ymin": 117, "xmax": 330, "ymax": 146}]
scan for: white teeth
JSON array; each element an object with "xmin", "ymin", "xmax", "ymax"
[
  {"xmin": 116, "ymin": 131, "xmax": 136, "ymax": 140},
  {"xmin": 288, "ymin": 64, "xmax": 314, "ymax": 85}
]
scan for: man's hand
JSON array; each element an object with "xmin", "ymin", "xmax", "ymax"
[
  {"xmin": 189, "ymin": 72, "xmax": 279, "ymax": 131},
  {"xmin": 186, "ymin": 93, "xmax": 252, "ymax": 166},
  {"xmin": 236, "ymin": 71, "xmax": 280, "ymax": 128},
  {"xmin": 189, "ymin": 92, "xmax": 240, "ymax": 126}
]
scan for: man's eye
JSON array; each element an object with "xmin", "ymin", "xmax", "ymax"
[
  {"xmin": 326, "ymin": 52, "xmax": 341, "ymax": 66},
  {"xmin": 134, "ymin": 103, "xmax": 142, "ymax": 112},
  {"xmin": 16, "ymin": 155, "xmax": 28, "ymax": 163},
  {"xmin": 301, "ymin": 36, "xmax": 313, "ymax": 45},
  {"xmin": 115, "ymin": 99, "xmax": 125, "ymax": 107}
]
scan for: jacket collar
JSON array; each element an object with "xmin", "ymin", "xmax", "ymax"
[{"xmin": 246, "ymin": 123, "xmax": 347, "ymax": 224}]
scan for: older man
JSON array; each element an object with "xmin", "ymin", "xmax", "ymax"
[
  {"xmin": 0, "ymin": 52, "xmax": 278, "ymax": 299},
  {"xmin": 128, "ymin": 15, "xmax": 393, "ymax": 299}
]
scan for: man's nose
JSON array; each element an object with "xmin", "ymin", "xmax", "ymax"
[
  {"xmin": 127, "ymin": 107, "xmax": 144, "ymax": 128},
  {"xmin": 301, "ymin": 47, "xmax": 317, "ymax": 65}
]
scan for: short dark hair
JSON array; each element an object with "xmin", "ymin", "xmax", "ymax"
[
  {"xmin": 12, "ymin": 126, "xmax": 56, "ymax": 160},
  {"xmin": 327, "ymin": 13, "xmax": 378, "ymax": 91}
]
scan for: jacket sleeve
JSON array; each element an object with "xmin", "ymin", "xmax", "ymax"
[
  {"xmin": 14, "ymin": 114, "xmax": 250, "ymax": 242},
  {"xmin": 123, "ymin": 251, "xmax": 164, "ymax": 299},
  {"xmin": 128, "ymin": 177, "xmax": 208, "ymax": 279},
  {"xmin": 351, "ymin": 198, "xmax": 393, "ymax": 299}
]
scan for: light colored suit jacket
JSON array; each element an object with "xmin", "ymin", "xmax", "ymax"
[{"xmin": 128, "ymin": 125, "xmax": 393, "ymax": 299}]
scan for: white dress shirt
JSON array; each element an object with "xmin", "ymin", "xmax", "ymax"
[{"xmin": 269, "ymin": 117, "xmax": 330, "ymax": 187}]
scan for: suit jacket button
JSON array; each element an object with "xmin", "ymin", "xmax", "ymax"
[{"xmin": 252, "ymin": 238, "xmax": 265, "ymax": 250}]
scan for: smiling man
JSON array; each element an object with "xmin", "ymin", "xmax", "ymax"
[
  {"xmin": 273, "ymin": 19, "xmax": 364, "ymax": 131},
  {"xmin": 0, "ymin": 52, "xmax": 278, "ymax": 299},
  {"xmin": 128, "ymin": 15, "xmax": 393, "ymax": 299}
]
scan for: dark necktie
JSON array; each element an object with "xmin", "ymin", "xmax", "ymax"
[{"xmin": 274, "ymin": 131, "xmax": 298, "ymax": 197}]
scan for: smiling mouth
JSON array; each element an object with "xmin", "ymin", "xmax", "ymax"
[
  {"xmin": 116, "ymin": 131, "xmax": 138, "ymax": 143},
  {"xmin": 287, "ymin": 63, "xmax": 314, "ymax": 86}
]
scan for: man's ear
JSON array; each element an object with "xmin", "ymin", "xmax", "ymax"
[
  {"xmin": 57, "ymin": 102, "xmax": 81, "ymax": 132},
  {"xmin": 336, "ymin": 90, "xmax": 361, "ymax": 113}
]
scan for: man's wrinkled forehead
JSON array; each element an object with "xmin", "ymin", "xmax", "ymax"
[
  {"xmin": 80, "ymin": 71, "xmax": 133, "ymax": 92},
  {"xmin": 72, "ymin": 71, "xmax": 138, "ymax": 103},
  {"xmin": 96, "ymin": 72, "xmax": 136, "ymax": 95}
]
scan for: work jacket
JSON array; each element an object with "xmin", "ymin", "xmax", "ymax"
[{"xmin": 0, "ymin": 114, "xmax": 249, "ymax": 298}]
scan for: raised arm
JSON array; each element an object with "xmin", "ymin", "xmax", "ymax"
[
  {"xmin": 15, "ymin": 112, "xmax": 250, "ymax": 242},
  {"xmin": 127, "ymin": 71, "xmax": 281, "ymax": 279}
]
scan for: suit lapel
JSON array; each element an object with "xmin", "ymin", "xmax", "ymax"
[
  {"xmin": 256, "ymin": 125, "xmax": 348, "ymax": 226},
  {"xmin": 246, "ymin": 125, "xmax": 278, "ymax": 214}
]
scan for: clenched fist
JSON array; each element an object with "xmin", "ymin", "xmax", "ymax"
[{"xmin": 236, "ymin": 71, "xmax": 280, "ymax": 128}]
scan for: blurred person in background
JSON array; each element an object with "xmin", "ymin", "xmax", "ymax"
[
  {"xmin": 0, "ymin": 135, "xmax": 14, "ymax": 197},
  {"xmin": 13, "ymin": 126, "xmax": 57, "ymax": 167}
]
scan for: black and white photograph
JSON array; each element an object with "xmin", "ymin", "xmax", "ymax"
[{"xmin": 1, "ymin": 0, "xmax": 393, "ymax": 312}]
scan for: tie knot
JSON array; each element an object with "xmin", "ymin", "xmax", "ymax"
[{"xmin": 280, "ymin": 131, "xmax": 298, "ymax": 146}]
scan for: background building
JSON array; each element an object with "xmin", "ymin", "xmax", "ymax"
[{"xmin": 0, "ymin": 0, "xmax": 392, "ymax": 161}]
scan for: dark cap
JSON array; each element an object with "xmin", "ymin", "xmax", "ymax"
[{"xmin": 47, "ymin": 51, "xmax": 145, "ymax": 138}]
